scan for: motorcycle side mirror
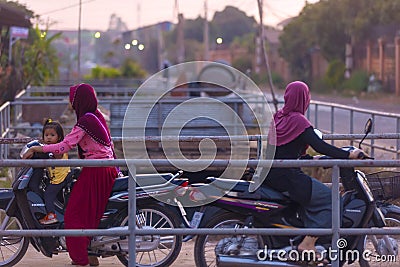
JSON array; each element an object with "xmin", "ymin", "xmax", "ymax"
[
  {"xmin": 359, "ymin": 118, "xmax": 373, "ymax": 148},
  {"xmin": 364, "ymin": 118, "xmax": 373, "ymax": 134},
  {"xmin": 314, "ymin": 129, "xmax": 323, "ymax": 139}
]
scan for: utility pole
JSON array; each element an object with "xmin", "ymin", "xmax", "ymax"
[
  {"xmin": 257, "ymin": 0, "xmax": 278, "ymax": 112},
  {"xmin": 177, "ymin": 13, "xmax": 185, "ymax": 63},
  {"xmin": 203, "ymin": 0, "xmax": 209, "ymax": 61},
  {"xmin": 77, "ymin": 0, "xmax": 82, "ymax": 81}
]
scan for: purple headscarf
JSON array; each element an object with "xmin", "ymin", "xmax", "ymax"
[
  {"xmin": 69, "ymin": 84, "xmax": 112, "ymax": 158},
  {"xmin": 271, "ymin": 81, "xmax": 312, "ymax": 146}
]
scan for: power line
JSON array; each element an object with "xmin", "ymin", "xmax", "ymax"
[{"xmin": 40, "ymin": 0, "xmax": 96, "ymax": 16}]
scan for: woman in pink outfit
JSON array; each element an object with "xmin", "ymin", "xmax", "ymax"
[{"xmin": 23, "ymin": 83, "xmax": 117, "ymax": 266}]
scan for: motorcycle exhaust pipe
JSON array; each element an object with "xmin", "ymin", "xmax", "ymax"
[{"xmin": 217, "ymin": 255, "xmax": 325, "ymax": 267}]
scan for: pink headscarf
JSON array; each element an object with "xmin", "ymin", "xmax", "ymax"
[
  {"xmin": 69, "ymin": 84, "xmax": 112, "ymax": 158},
  {"xmin": 271, "ymin": 81, "xmax": 312, "ymax": 146}
]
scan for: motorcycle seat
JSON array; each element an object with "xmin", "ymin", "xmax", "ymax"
[
  {"xmin": 206, "ymin": 177, "xmax": 289, "ymax": 202},
  {"xmin": 206, "ymin": 177, "xmax": 250, "ymax": 192},
  {"xmin": 111, "ymin": 173, "xmax": 176, "ymax": 192},
  {"xmin": 239, "ymin": 187, "xmax": 290, "ymax": 202}
]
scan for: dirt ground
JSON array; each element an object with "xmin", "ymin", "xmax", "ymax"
[
  {"xmin": 18, "ymin": 242, "xmax": 195, "ymax": 267},
  {"xmin": 18, "ymin": 239, "xmax": 399, "ymax": 267}
]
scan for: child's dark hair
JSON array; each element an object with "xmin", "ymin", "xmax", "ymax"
[{"xmin": 42, "ymin": 119, "xmax": 64, "ymax": 142}]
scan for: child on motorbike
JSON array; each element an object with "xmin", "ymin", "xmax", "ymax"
[
  {"xmin": 23, "ymin": 83, "xmax": 117, "ymax": 266},
  {"xmin": 39, "ymin": 119, "xmax": 71, "ymax": 224}
]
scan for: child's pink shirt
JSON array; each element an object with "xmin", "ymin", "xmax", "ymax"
[{"xmin": 42, "ymin": 125, "xmax": 114, "ymax": 159}]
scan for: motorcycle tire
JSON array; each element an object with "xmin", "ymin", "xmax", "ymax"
[
  {"xmin": 116, "ymin": 203, "xmax": 182, "ymax": 267},
  {"xmin": 0, "ymin": 210, "xmax": 29, "ymax": 267},
  {"xmin": 362, "ymin": 212, "xmax": 400, "ymax": 267},
  {"xmin": 194, "ymin": 212, "xmax": 265, "ymax": 267}
]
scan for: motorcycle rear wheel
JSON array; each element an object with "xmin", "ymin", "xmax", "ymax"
[
  {"xmin": 0, "ymin": 210, "xmax": 29, "ymax": 267},
  {"xmin": 194, "ymin": 212, "xmax": 265, "ymax": 267},
  {"xmin": 117, "ymin": 203, "xmax": 182, "ymax": 267}
]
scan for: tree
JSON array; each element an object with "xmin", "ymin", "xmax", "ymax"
[
  {"xmin": 14, "ymin": 26, "xmax": 61, "ymax": 87},
  {"xmin": 211, "ymin": 6, "xmax": 257, "ymax": 44},
  {"xmin": 163, "ymin": 5, "xmax": 257, "ymax": 64},
  {"xmin": 120, "ymin": 58, "xmax": 146, "ymax": 78},
  {"xmin": 279, "ymin": 0, "xmax": 400, "ymax": 82}
]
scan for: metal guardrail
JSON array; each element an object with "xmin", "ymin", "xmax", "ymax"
[
  {"xmin": 308, "ymin": 100, "xmax": 400, "ymax": 158},
  {"xmin": 6, "ymin": 89, "xmax": 400, "ymax": 158},
  {"xmin": 1, "ymin": 158, "xmax": 400, "ymax": 267}
]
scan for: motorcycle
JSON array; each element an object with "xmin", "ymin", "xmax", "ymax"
[
  {"xmin": 176, "ymin": 118, "xmax": 399, "ymax": 267},
  {"xmin": 0, "ymin": 140, "xmax": 188, "ymax": 267}
]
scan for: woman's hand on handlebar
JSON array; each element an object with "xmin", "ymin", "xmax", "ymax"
[
  {"xmin": 348, "ymin": 148, "xmax": 369, "ymax": 159},
  {"xmin": 22, "ymin": 148, "xmax": 34, "ymax": 159},
  {"xmin": 22, "ymin": 146, "xmax": 44, "ymax": 159}
]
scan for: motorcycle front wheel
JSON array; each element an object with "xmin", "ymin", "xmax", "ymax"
[
  {"xmin": 194, "ymin": 212, "xmax": 265, "ymax": 267},
  {"xmin": 117, "ymin": 203, "xmax": 182, "ymax": 267},
  {"xmin": 363, "ymin": 212, "xmax": 400, "ymax": 267},
  {"xmin": 0, "ymin": 209, "xmax": 29, "ymax": 267}
]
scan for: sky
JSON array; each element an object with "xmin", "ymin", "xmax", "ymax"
[{"xmin": 17, "ymin": 0, "xmax": 319, "ymax": 31}]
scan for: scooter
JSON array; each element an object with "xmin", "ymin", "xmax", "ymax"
[
  {"xmin": 0, "ymin": 140, "xmax": 188, "ymax": 267},
  {"xmin": 176, "ymin": 119, "xmax": 398, "ymax": 267}
]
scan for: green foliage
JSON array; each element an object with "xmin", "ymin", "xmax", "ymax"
[
  {"xmin": 231, "ymin": 33, "xmax": 256, "ymax": 53},
  {"xmin": 231, "ymin": 56, "xmax": 252, "ymax": 74},
  {"xmin": 120, "ymin": 58, "xmax": 147, "ymax": 78},
  {"xmin": 16, "ymin": 26, "xmax": 61, "ymax": 87},
  {"xmin": 251, "ymin": 72, "xmax": 285, "ymax": 89},
  {"xmin": 87, "ymin": 66, "xmax": 121, "ymax": 79},
  {"xmin": 324, "ymin": 60, "xmax": 346, "ymax": 89},
  {"xmin": 86, "ymin": 59, "xmax": 147, "ymax": 80},
  {"xmin": 165, "ymin": 5, "xmax": 257, "ymax": 50},
  {"xmin": 211, "ymin": 6, "xmax": 257, "ymax": 44},
  {"xmin": 279, "ymin": 0, "xmax": 400, "ymax": 79},
  {"xmin": 342, "ymin": 70, "xmax": 369, "ymax": 93}
]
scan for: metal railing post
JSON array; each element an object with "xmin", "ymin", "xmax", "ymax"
[
  {"xmin": 397, "ymin": 118, "xmax": 400, "ymax": 159},
  {"xmin": 350, "ymin": 110, "xmax": 354, "ymax": 147},
  {"xmin": 330, "ymin": 106, "xmax": 334, "ymax": 145},
  {"xmin": 331, "ymin": 165, "xmax": 340, "ymax": 267},
  {"xmin": 128, "ymin": 165, "xmax": 137, "ymax": 267}
]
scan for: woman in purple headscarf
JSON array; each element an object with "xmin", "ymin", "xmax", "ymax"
[
  {"xmin": 265, "ymin": 81, "xmax": 364, "ymax": 254},
  {"xmin": 23, "ymin": 83, "xmax": 117, "ymax": 266}
]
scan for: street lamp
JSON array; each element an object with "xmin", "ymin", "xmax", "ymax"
[
  {"xmin": 138, "ymin": 44, "xmax": 145, "ymax": 51},
  {"xmin": 216, "ymin": 37, "xmax": 223, "ymax": 44}
]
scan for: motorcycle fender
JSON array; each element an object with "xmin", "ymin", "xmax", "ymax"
[
  {"xmin": 379, "ymin": 203, "xmax": 400, "ymax": 216},
  {"xmin": 5, "ymin": 196, "xmax": 17, "ymax": 217},
  {"xmin": 198, "ymin": 206, "xmax": 224, "ymax": 228},
  {"xmin": 372, "ymin": 208, "xmax": 386, "ymax": 228}
]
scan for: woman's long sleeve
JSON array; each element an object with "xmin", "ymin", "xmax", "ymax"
[
  {"xmin": 42, "ymin": 126, "xmax": 85, "ymax": 154},
  {"xmin": 300, "ymin": 127, "xmax": 350, "ymax": 158}
]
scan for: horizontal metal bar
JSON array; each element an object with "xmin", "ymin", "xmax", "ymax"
[
  {"xmin": 2, "ymin": 159, "xmax": 400, "ymax": 168},
  {"xmin": 2, "ymin": 133, "xmax": 400, "ymax": 145},
  {"xmin": 1, "ymin": 227, "xmax": 400, "ymax": 237},
  {"xmin": 311, "ymin": 100, "xmax": 400, "ymax": 118}
]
